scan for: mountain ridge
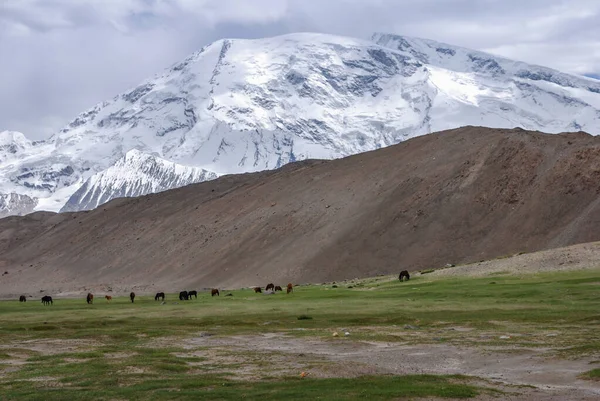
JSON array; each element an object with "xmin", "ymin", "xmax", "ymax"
[{"xmin": 3, "ymin": 127, "xmax": 600, "ymax": 297}]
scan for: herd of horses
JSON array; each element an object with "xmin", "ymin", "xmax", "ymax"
[
  {"xmin": 23, "ymin": 282, "xmax": 296, "ymax": 305},
  {"xmin": 21, "ymin": 274, "xmax": 410, "ymax": 306}
]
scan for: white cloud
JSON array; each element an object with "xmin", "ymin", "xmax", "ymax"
[{"xmin": 1, "ymin": 0, "xmax": 599, "ymax": 139}]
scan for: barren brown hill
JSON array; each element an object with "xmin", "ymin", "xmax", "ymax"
[{"xmin": 2, "ymin": 126, "xmax": 600, "ymax": 298}]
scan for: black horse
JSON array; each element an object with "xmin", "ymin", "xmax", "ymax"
[
  {"xmin": 399, "ymin": 270, "xmax": 410, "ymax": 282},
  {"xmin": 155, "ymin": 292, "xmax": 165, "ymax": 301},
  {"xmin": 188, "ymin": 290, "xmax": 197, "ymax": 299},
  {"xmin": 179, "ymin": 291, "xmax": 189, "ymax": 301},
  {"xmin": 130, "ymin": 292, "xmax": 136, "ymax": 303},
  {"xmin": 86, "ymin": 293, "xmax": 94, "ymax": 304},
  {"xmin": 19, "ymin": 295, "xmax": 26, "ymax": 302},
  {"xmin": 41, "ymin": 295, "xmax": 53, "ymax": 305}
]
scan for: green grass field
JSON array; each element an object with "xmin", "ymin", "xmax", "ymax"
[{"xmin": 1, "ymin": 269, "xmax": 599, "ymax": 400}]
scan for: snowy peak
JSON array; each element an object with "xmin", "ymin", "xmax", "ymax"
[
  {"xmin": 2, "ymin": 32, "xmax": 600, "ymax": 216},
  {"xmin": 60, "ymin": 150, "xmax": 217, "ymax": 212},
  {"xmin": 372, "ymin": 33, "xmax": 600, "ymax": 92}
]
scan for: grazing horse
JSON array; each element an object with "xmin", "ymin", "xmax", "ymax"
[
  {"xmin": 105, "ymin": 295, "xmax": 112, "ymax": 302},
  {"xmin": 211, "ymin": 289, "xmax": 220, "ymax": 297},
  {"xmin": 399, "ymin": 270, "xmax": 410, "ymax": 282},
  {"xmin": 287, "ymin": 283, "xmax": 293, "ymax": 294},
  {"xmin": 130, "ymin": 292, "xmax": 135, "ymax": 303},
  {"xmin": 41, "ymin": 295, "xmax": 53, "ymax": 305},
  {"xmin": 155, "ymin": 292, "xmax": 165, "ymax": 301},
  {"xmin": 254, "ymin": 287, "xmax": 262, "ymax": 293},
  {"xmin": 188, "ymin": 290, "xmax": 197, "ymax": 299},
  {"xmin": 19, "ymin": 295, "xmax": 26, "ymax": 302},
  {"xmin": 265, "ymin": 283, "xmax": 275, "ymax": 291},
  {"xmin": 86, "ymin": 293, "xmax": 94, "ymax": 304},
  {"xmin": 179, "ymin": 291, "xmax": 189, "ymax": 301},
  {"xmin": 274, "ymin": 285, "xmax": 282, "ymax": 292}
]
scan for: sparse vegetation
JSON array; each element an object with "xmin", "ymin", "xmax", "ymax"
[
  {"xmin": 1, "ymin": 269, "xmax": 599, "ymax": 399},
  {"xmin": 580, "ymin": 368, "xmax": 600, "ymax": 381}
]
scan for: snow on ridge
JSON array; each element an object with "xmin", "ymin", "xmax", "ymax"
[
  {"xmin": 60, "ymin": 150, "xmax": 218, "ymax": 212},
  {"xmin": 372, "ymin": 32, "xmax": 600, "ymax": 91}
]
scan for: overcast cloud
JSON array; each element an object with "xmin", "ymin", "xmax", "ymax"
[{"xmin": 1, "ymin": 0, "xmax": 599, "ymax": 139}]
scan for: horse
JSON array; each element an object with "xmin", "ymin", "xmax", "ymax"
[
  {"xmin": 274, "ymin": 286, "xmax": 282, "ymax": 292},
  {"xmin": 265, "ymin": 283, "xmax": 275, "ymax": 291},
  {"xmin": 287, "ymin": 283, "xmax": 293, "ymax": 294},
  {"xmin": 211, "ymin": 289, "xmax": 220, "ymax": 297},
  {"xmin": 19, "ymin": 295, "xmax": 26, "ymax": 302},
  {"xmin": 188, "ymin": 290, "xmax": 197, "ymax": 299},
  {"xmin": 41, "ymin": 295, "xmax": 53, "ymax": 305},
  {"xmin": 86, "ymin": 293, "xmax": 94, "ymax": 304},
  {"xmin": 130, "ymin": 292, "xmax": 135, "ymax": 303},
  {"xmin": 105, "ymin": 295, "xmax": 112, "ymax": 302},
  {"xmin": 155, "ymin": 292, "xmax": 165, "ymax": 301},
  {"xmin": 399, "ymin": 270, "xmax": 410, "ymax": 282},
  {"xmin": 179, "ymin": 291, "xmax": 189, "ymax": 301},
  {"xmin": 254, "ymin": 287, "xmax": 262, "ymax": 293}
]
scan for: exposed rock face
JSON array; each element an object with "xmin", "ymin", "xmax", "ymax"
[{"xmin": 0, "ymin": 193, "xmax": 37, "ymax": 218}]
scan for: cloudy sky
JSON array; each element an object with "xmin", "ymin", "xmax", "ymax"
[{"xmin": 1, "ymin": 0, "xmax": 600, "ymax": 139}]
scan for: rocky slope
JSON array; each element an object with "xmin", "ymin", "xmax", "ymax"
[
  {"xmin": 2, "ymin": 127, "xmax": 600, "ymax": 297},
  {"xmin": 2, "ymin": 33, "xmax": 600, "ymax": 213}
]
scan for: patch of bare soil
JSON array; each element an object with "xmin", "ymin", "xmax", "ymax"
[
  {"xmin": 183, "ymin": 333, "xmax": 600, "ymax": 400},
  {"xmin": 429, "ymin": 241, "xmax": 600, "ymax": 278},
  {"xmin": 104, "ymin": 352, "xmax": 136, "ymax": 359},
  {"xmin": 0, "ymin": 339, "xmax": 103, "ymax": 356}
]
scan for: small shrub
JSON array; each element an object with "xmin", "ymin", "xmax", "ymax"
[
  {"xmin": 420, "ymin": 269, "xmax": 434, "ymax": 275},
  {"xmin": 297, "ymin": 315, "xmax": 313, "ymax": 320}
]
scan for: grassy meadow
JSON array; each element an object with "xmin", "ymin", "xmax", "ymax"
[{"xmin": 1, "ymin": 269, "xmax": 599, "ymax": 400}]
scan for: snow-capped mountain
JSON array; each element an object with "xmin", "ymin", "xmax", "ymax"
[
  {"xmin": 60, "ymin": 149, "xmax": 217, "ymax": 212},
  {"xmin": 2, "ymin": 32, "xmax": 600, "ymax": 215}
]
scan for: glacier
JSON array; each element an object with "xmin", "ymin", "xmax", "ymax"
[{"xmin": 1, "ymin": 32, "xmax": 600, "ymax": 214}]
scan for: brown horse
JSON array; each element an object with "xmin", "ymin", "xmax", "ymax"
[
  {"xmin": 265, "ymin": 283, "xmax": 275, "ymax": 291},
  {"xmin": 274, "ymin": 285, "xmax": 282, "ymax": 292},
  {"xmin": 211, "ymin": 288, "xmax": 220, "ymax": 297},
  {"xmin": 105, "ymin": 295, "xmax": 112, "ymax": 302},
  {"xmin": 86, "ymin": 293, "xmax": 94, "ymax": 304},
  {"xmin": 130, "ymin": 292, "xmax": 135, "ymax": 303},
  {"xmin": 287, "ymin": 283, "xmax": 293, "ymax": 294},
  {"xmin": 19, "ymin": 295, "xmax": 26, "ymax": 302},
  {"xmin": 399, "ymin": 270, "xmax": 410, "ymax": 282},
  {"xmin": 254, "ymin": 287, "xmax": 262, "ymax": 293}
]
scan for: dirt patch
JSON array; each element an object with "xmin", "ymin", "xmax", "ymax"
[
  {"xmin": 0, "ymin": 339, "xmax": 103, "ymax": 356},
  {"xmin": 104, "ymin": 352, "xmax": 136, "ymax": 359},
  {"xmin": 184, "ymin": 333, "xmax": 600, "ymax": 399},
  {"xmin": 429, "ymin": 242, "xmax": 600, "ymax": 278}
]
